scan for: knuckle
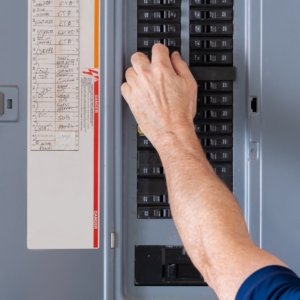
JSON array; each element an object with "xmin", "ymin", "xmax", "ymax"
[
  {"xmin": 180, "ymin": 59, "xmax": 188, "ymax": 67},
  {"xmin": 120, "ymin": 83, "xmax": 127, "ymax": 93},
  {"xmin": 155, "ymin": 61, "xmax": 169, "ymax": 72},
  {"xmin": 191, "ymin": 79, "xmax": 198, "ymax": 90},
  {"xmin": 137, "ymin": 65, "xmax": 150, "ymax": 78},
  {"xmin": 131, "ymin": 51, "xmax": 146, "ymax": 62},
  {"xmin": 125, "ymin": 67, "xmax": 132, "ymax": 78},
  {"xmin": 130, "ymin": 53, "xmax": 139, "ymax": 64},
  {"xmin": 193, "ymin": 80, "xmax": 198, "ymax": 90},
  {"xmin": 131, "ymin": 52, "xmax": 139, "ymax": 60}
]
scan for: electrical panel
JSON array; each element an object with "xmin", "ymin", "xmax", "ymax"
[
  {"xmin": 1, "ymin": 0, "xmax": 300, "ymax": 299},
  {"xmin": 134, "ymin": 0, "xmax": 235, "ymax": 288}
]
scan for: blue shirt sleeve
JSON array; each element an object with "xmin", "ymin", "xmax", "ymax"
[{"xmin": 236, "ymin": 265, "xmax": 300, "ymax": 300}]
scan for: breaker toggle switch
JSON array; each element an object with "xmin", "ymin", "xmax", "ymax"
[
  {"xmin": 195, "ymin": 122, "xmax": 233, "ymax": 133},
  {"xmin": 138, "ymin": 37, "xmax": 181, "ymax": 48},
  {"xmin": 139, "ymin": 166, "xmax": 164, "ymax": 175},
  {"xmin": 212, "ymin": 164, "xmax": 232, "ymax": 176},
  {"xmin": 138, "ymin": 136, "xmax": 154, "ymax": 148},
  {"xmin": 138, "ymin": 151, "xmax": 164, "ymax": 175},
  {"xmin": 137, "ymin": 194, "xmax": 168, "ymax": 204},
  {"xmin": 138, "ymin": 23, "xmax": 181, "ymax": 34},
  {"xmin": 198, "ymin": 81, "xmax": 233, "ymax": 91},
  {"xmin": 198, "ymin": 94, "xmax": 233, "ymax": 105},
  {"xmin": 135, "ymin": 246, "xmax": 205, "ymax": 286},
  {"xmin": 201, "ymin": 136, "xmax": 233, "ymax": 147},
  {"xmin": 191, "ymin": 9, "xmax": 233, "ymax": 21},
  {"xmin": 191, "ymin": 52, "xmax": 233, "ymax": 64},
  {"xmin": 138, "ymin": 9, "xmax": 180, "ymax": 20},
  {"xmin": 190, "ymin": 0, "xmax": 233, "ymax": 6},
  {"xmin": 138, "ymin": 178, "xmax": 168, "ymax": 196},
  {"xmin": 190, "ymin": 38, "xmax": 233, "ymax": 50},
  {"xmin": 191, "ymin": 23, "xmax": 233, "ymax": 35},
  {"xmin": 138, "ymin": 207, "xmax": 171, "ymax": 219},
  {"xmin": 138, "ymin": 0, "xmax": 181, "ymax": 5},
  {"xmin": 205, "ymin": 149, "xmax": 233, "ymax": 162},
  {"xmin": 193, "ymin": 10, "xmax": 210, "ymax": 19},
  {"xmin": 196, "ymin": 108, "xmax": 233, "ymax": 119},
  {"xmin": 167, "ymin": 264, "xmax": 177, "ymax": 279}
]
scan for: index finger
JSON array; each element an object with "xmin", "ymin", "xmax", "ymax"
[{"xmin": 151, "ymin": 43, "xmax": 174, "ymax": 69}]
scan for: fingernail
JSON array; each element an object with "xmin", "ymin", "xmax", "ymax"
[{"xmin": 173, "ymin": 51, "xmax": 180, "ymax": 57}]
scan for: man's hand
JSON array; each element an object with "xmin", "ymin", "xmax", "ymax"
[{"xmin": 121, "ymin": 44, "xmax": 197, "ymax": 149}]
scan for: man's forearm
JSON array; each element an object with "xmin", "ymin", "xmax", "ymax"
[
  {"xmin": 156, "ymin": 125, "xmax": 249, "ymax": 268},
  {"xmin": 156, "ymin": 125, "xmax": 285, "ymax": 299}
]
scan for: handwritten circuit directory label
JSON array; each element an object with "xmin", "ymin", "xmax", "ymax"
[
  {"xmin": 31, "ymin": 0, "xmax": 80, "ymax": 151},
  {"xmin": 28, "ymin": 0, "xmax": 100, "ymax": 249}
]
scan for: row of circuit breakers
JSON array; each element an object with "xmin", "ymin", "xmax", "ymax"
[{"xmin": 136, "ymin": 0, "xmax": 236, "ymax": 220}]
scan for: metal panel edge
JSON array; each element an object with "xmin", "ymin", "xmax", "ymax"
[{"xmin": 101, "ymin": 0, "xmax": 116, "ymax": 298}]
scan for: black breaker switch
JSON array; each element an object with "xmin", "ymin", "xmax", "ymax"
[
  {"xmin": 137, "ymin": 194, "xmax": 169, "ymax": 205},
  {"xmin": 213, "ymin": 164, "xmax": 232, "ymax": 176},
  {"xmin": 196, "ymin": 108, "xmax": 233, "ymax": 119},
  {"xmin": 194, "ymin": 122, "xmax": 233, "ymax": 133},
  {"xmin": 138, "ymin": 9, "xmax": 181, "ymax": 20},
  {"xmin": 190, "ymin": 38, "xmax": 233, "ymax": 50},
  {"xmin": 138, "ymin": 178, "xmax": 168, "ymax": 196},
  {"xmin": 190, "ymin": 0, "xmax": 233, "ymax": 6},
  {"xmin": 190, "ymin": 9, "xmax": 233, "ymax": 21},
  {"xmin": 198, "ymin": 81, "xmax": 233, "ymax": 91},
  {"xmin": 197, "ymin": 93, "xmax": 233, "ymax": 105},
  {"xmin": 138, "ymin": 0, "xmax": 181, "ymax": 6},
  {"xmin": 205, "ymin": 149, "xmax": 232, "ymax": 162},
  {"xmin": 190, "ymin": 51, "xmax": 233, "ymax": 65},
  {"xmin": 201, "ymin": 136, "xmax": 233, "ymax": 147},
  {"xmin": 138, "ymin": 207, "xmax": 171, "ymax": 219},
  {"xmin": 138, "ymin": 37, "xmax": 181, "ymax": 48},
  {"xmin": 190, "ymin": 23, "xmax": 233, "ymax": 35},
  {"xmin": 135, "ymin": 246, "xmax": 206, "ymax": 286},
  {"xmin": 138, "ymin": 151, "xmax": 164, "ymax": 175},
  {"xmin": 138, "ymin": 135, "xmax": 154, "ymax": 148},
  {"xmin": 140, "ymin": 49, "xmax": 181, "ymax": 59},
  {"xmin": 138, "ymin": 23, "xmax": 181, "ymax": 34}
]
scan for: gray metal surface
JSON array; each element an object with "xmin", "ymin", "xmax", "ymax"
[
  {"xmin": 1, "ymin": 0, "xmax": 300, "ymax": 299},
  {"xmin": 0, "ymin": 92, "xmax": 4, "ymax": 116},
  {"xmin": 259, "ymin": 0, "xmax": 300, "ymax": 274},
  {"xmin": 247, "ymin": 0, "xmax": 300, "ymax": 275}
]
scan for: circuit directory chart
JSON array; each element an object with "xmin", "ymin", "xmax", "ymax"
[
  {"xmin": 31, "ymin": 0, "xmax": 80, "ymax": 151},
  {"xmin": 28, "ymin": 0, "xmax": 100, "ymax": 249}
]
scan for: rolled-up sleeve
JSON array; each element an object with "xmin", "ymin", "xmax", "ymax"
[{"xmin": 236, "ymin": 265, "xmax": 300, "ymax": 300}]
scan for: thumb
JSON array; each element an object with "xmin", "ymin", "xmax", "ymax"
[{"xmin": 171, "ymin": 51, "xmax": 194, "ymax": 81}]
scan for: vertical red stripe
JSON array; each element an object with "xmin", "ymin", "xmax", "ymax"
[
  {"xmin": 94, "ymin": 0, "xmax": 100, "ymax": 248},
  {"xmin": 94, "ymin": 78, "xmax": 99, "ymax": 248}
]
